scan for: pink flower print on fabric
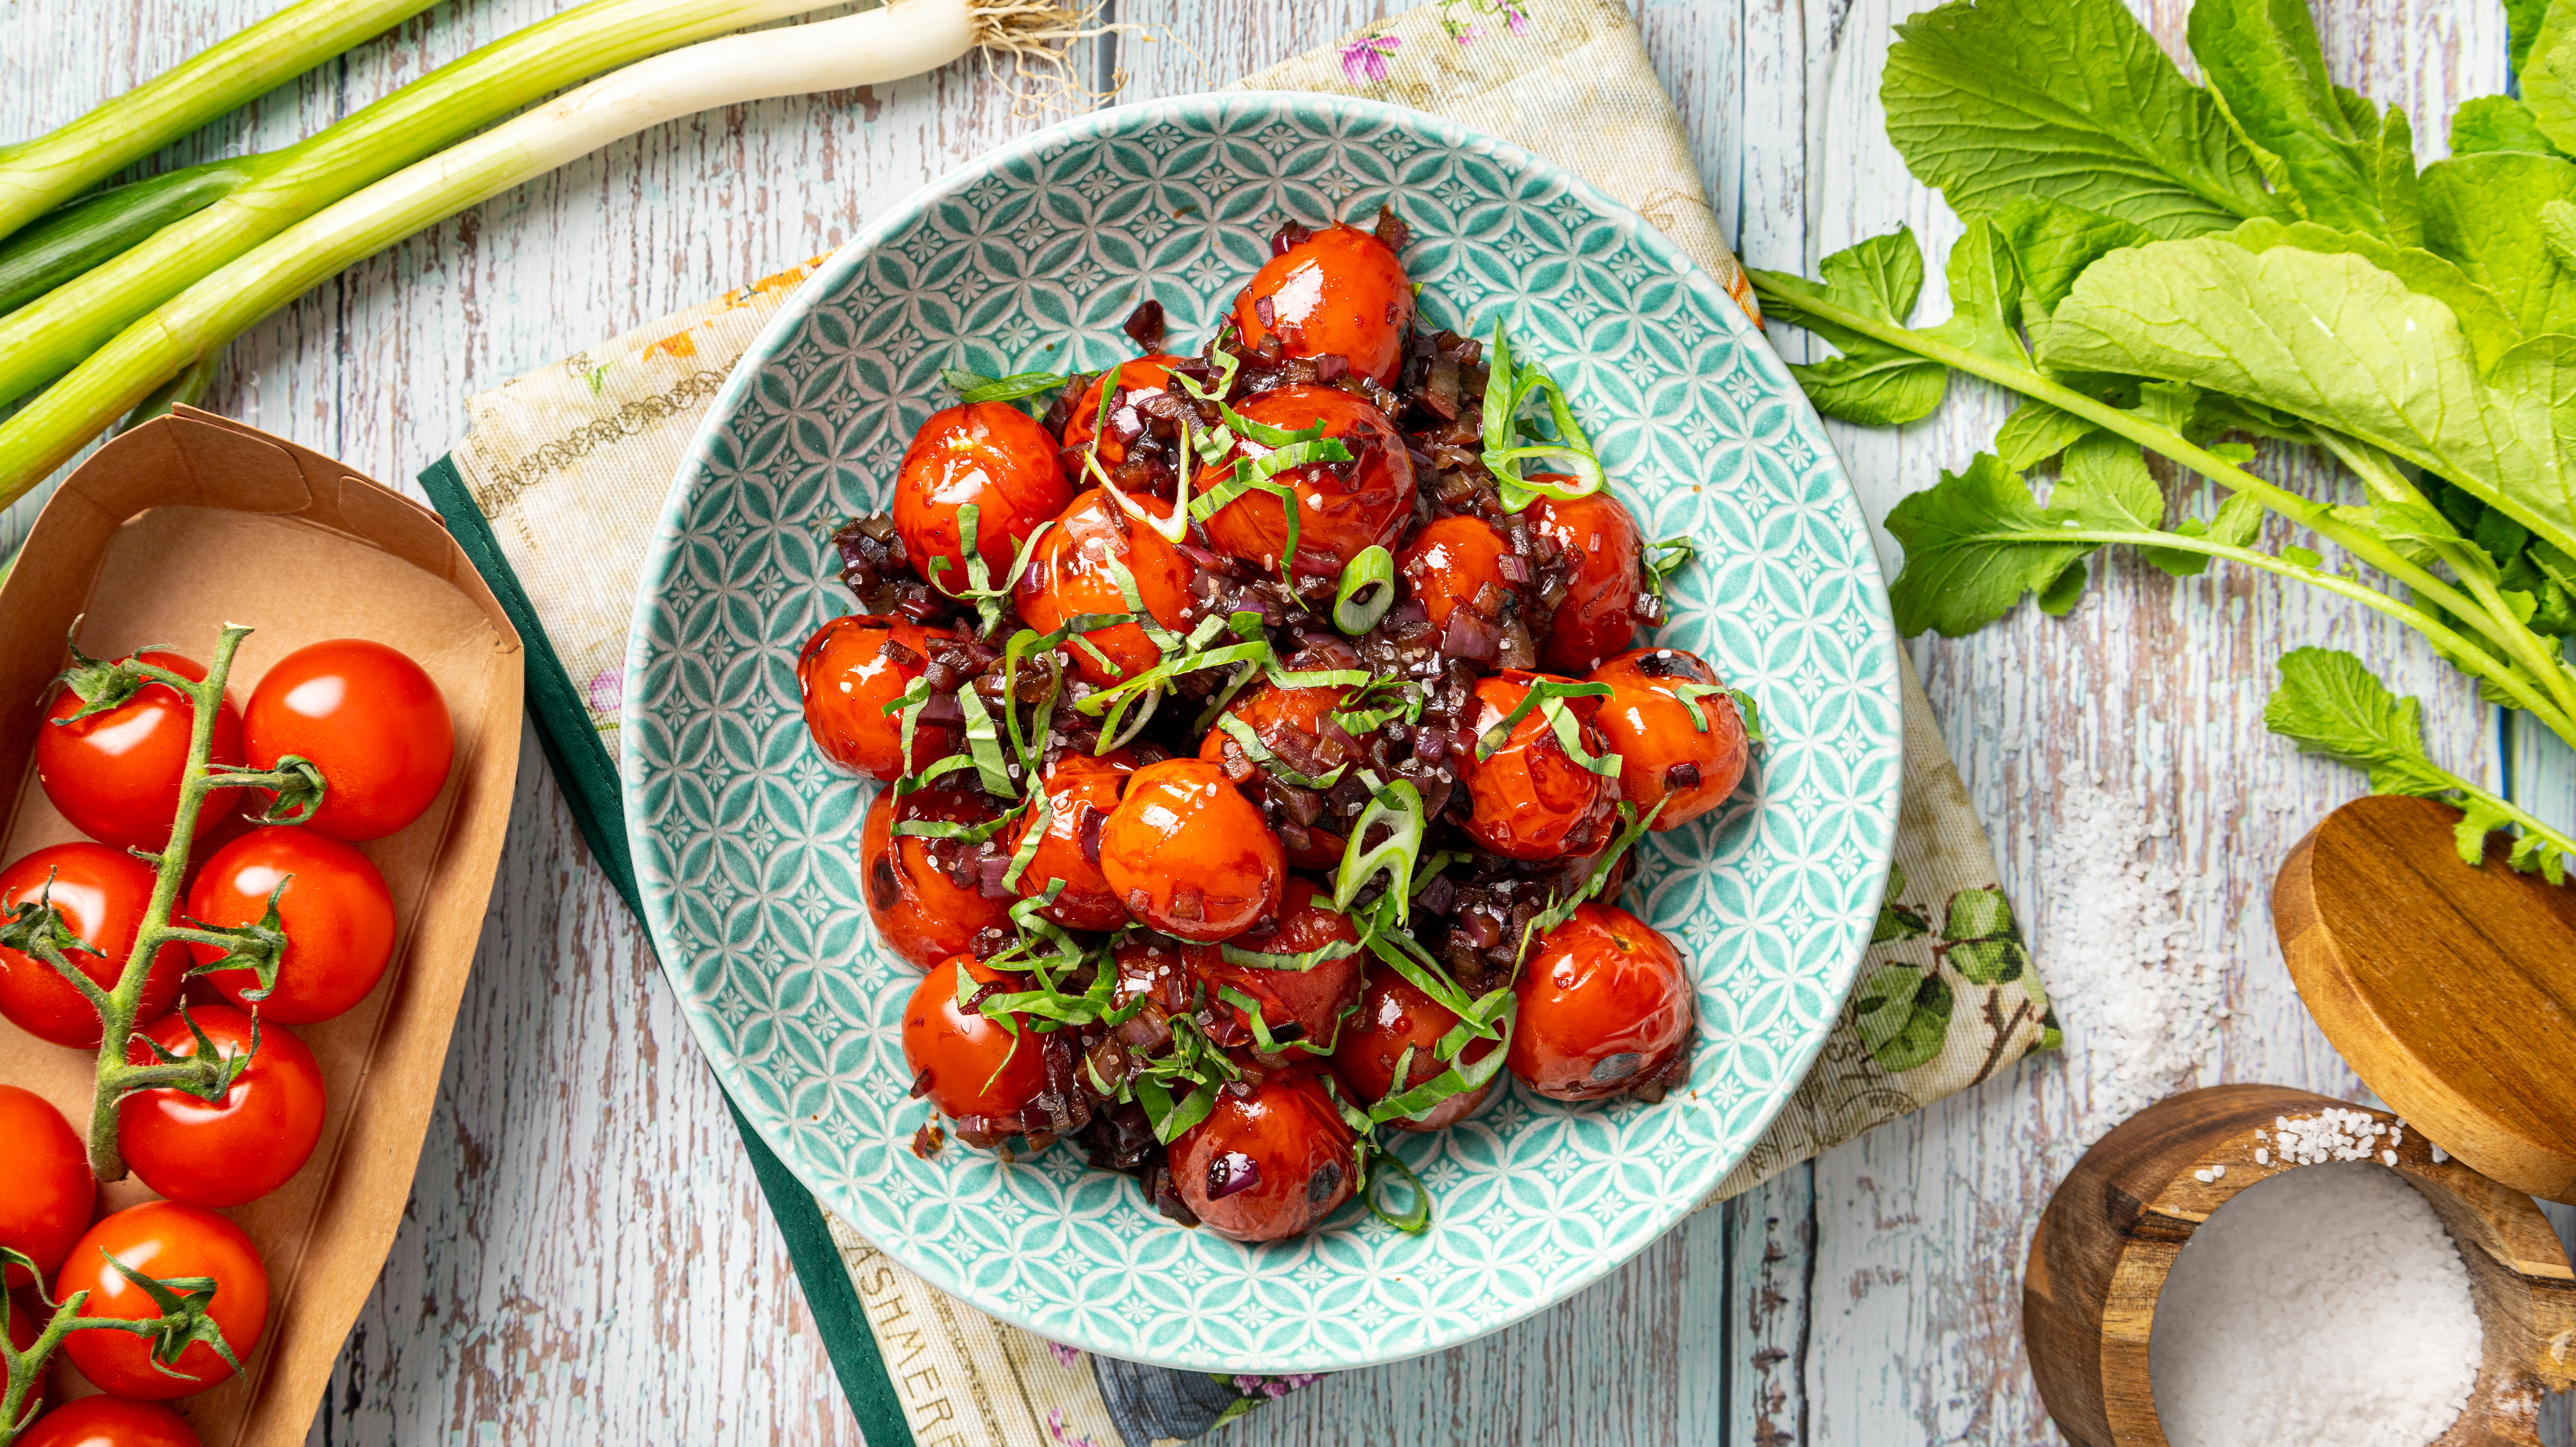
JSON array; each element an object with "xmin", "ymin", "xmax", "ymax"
[
  {"xmin": 1338, "ymin": 33, "xmax": 1401, "ymax": 83},
  {"xmin": 1046, "ymin": 1339, "xmax": 1082, "ymax": 1370},
  {"xmin": 1046, "ymin": 1408, "xmax": 1099, "ymax": 1447},
  {"xmin": 587, "ymin": 668, "xmax": 623, "ymax": 713}
]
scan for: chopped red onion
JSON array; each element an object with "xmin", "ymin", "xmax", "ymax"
[
  {"xmin": 1496, "ymin": 554, "xmax": 1532, "ymax": 586},
  {"xmin": 1441, "ymin": 608, "xmax": 1501, "ymax": 661}
]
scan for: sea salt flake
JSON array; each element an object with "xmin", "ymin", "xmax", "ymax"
[
  {"xmin": 2383, "ymin": 1150, "xmax": 2398, "ymax": 1166},
  {"xmin": 2255, "ymin": 1148, "xmax": 2269, "ymax": 1166}
]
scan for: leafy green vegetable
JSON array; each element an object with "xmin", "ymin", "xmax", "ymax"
[
  {"xmin": 1747, "ymin": 228, "xmax": 1948, "ymax": 427},
  {"xmin": 2186, "ymin": 0, "xmax": 2391, "ymax": 235},
  {"xmin": 2419, "ymin": 152, "xmax": 2576, "ymax": 340},
  {"xmin": 1993, "ymin": 197, "xmax": 2150, "ymax": 318},
  {"xmin": 2224, "ymin": 217, "xmax": 2525, "ymax": 372},
  {"xmin": 2511, "ymin": 0, "xmax": 2555, "ymax": 74},
  {"xmin": 2451, "ymin": 96, "xmax": 2558, "ymax": 157},
  {"xmin": 2524, "ymin": 0, "xmax": 2576, "ymax": 155}
]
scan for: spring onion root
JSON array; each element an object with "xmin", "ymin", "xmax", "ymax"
[{"xmin": 0, "ymin": 0, "xmax": 1099, "ymax": 506}]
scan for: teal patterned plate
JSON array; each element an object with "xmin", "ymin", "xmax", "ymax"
[{"xmin": 622, "ymin": 93, "xmax": 1899, "ymax": 1372}]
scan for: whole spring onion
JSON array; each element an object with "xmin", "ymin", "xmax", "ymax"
[
  {"xmin": 0, "ymin": 0, "xmax": 847, "ymax": 412},
  {"xmin": 0, "ymin": 156, "xmax": 277, "ymax": 318},
  {"xmin": 0, "ymin": 0, "xmax": 439, "ymax": 246},
  {"xmin": 0, "ymin": 0, "xmax": 1099, "ymax": 505}
]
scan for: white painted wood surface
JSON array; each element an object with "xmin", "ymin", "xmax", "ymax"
[{"xmin": 5, "ymin": 1, "xmax": 2571, "ymax": 1444}]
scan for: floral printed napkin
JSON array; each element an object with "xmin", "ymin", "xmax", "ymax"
[{"xmin": 419, "ymin": 1, "xmax": 2053, "ymax": 1442}]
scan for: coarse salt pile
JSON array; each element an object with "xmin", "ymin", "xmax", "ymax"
[{"xmin": 2148, "ymin": 1159, "xmax": 2483, "ymax": 1447}]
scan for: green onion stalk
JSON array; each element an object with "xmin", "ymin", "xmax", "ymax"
[{"xmin": 0, "ymin": 0, "xmax": 1102, "ymax": 506}]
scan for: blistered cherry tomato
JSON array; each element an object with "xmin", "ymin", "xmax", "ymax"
[
  {"xmin": 1169, "ymin": 1068, "xmax": 1359, "ymax": 1242},
  {"xmin": 1194, "ymin": 878, "xmax": 1364, "ymax": 1053},
  {"xmin": 798, "ymin": 615, "xmax": 961, "ymax": 781},
  {"xmin": 901, "ymin": 954, "xmax": 1049, "ymax": 1121},
  {"xmin": 1395, "ymin": 515, "xmax": 1515, "ymax": 636},
  {"xmin": 1007, "ymin": 751, "xmax": 1135, "ymax": 932},
  {"xmin": 242, "ymin": 639, "xmax": 453, "ymax": 842},
  {"xmin": 1062, "ymin": 353, "xmax": 1186, "ymax": 468},
  {"xmin": 118, "ymin": 1006, "xmax": 324, "ymax": 1209},
  {"xmin": 18, "ymin": 1397, "xmax": 204, "ymax": 1447},
  {"xmin": 1528, "ymin": 487, "xmax": 1645, "ymax": 674},
  {"xmin": 1457, "ymin": 671, "xmax": 1617, "ymax": 861},
  {"xmin": 0, "ymin": 843, "xmax": 187, "ymax": 1048},
  {"xmin": 859, "ymin": 787, "xmax": 1016, "ymax": 970},
  {"xmin": 1097, "ymin": 759, "xmax": 1283, "ymax": 942},
  {"xmin": 1589, "ymin": 648, "xmax": 1747, "ymax": 830},
  {"xmin": 1201, "ymin": 386, "xmax": 1415, "ymax": 580},
  {"xmin": 894, "ymin": 402, "xmax": 1074, "ymax": 597},
  {"xmin": 0, "ymin": 1084, "xmax": 92, "ymax": 1288},
  {"xmin": 1196, "ymin": 678, "xmax": 1362, "ymax": 788},
  {"xmin": 1508, "ymin": 902, "xmax": 1695, "ymax": 1102},
  {"xmin": 37, "ymin": 650, "xmax": 244, "ymax": 853},
  {"xmin": 1013, "ymin": 489, "xmax": 1196, "ymax": 689},
  {"xmin": 187, "ymin": 828, "xmax": 395, "ymax": 1025},
  {"xmin": 1233, "ymin": 223, "xmax": 1413, "ymax": 386},
  {"xmin": 1333, "ymin": 964, "xmax": 1500, "ymax": 1132},
  {"xmin": 60, "ymin": 1202, "xmax": 269, "ymax": 1400}
]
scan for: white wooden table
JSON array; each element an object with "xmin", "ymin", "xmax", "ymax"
[{"xmin": 7, "ymin": 1, "xmax": 2571, "ymax": 1443}]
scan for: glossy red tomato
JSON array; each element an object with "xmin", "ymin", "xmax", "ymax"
[
  {"xmin": 186, "ymin": 828, "xmax": 395, "ymax": 1024},
  {"xmin": 1011, "ymin": 489, "xmax": 1195, "ymax": 688},
  {"xmin": 36, "ymin": 650, "xmax": 244, "ymax": 853},
  {"xmin": 59, "ymin": 1202, "xmax": 268, "ymax": 1400},
  {"xmin": 798, "ymin": 615, "xmax": 962, "ymax": 781},
  {"xmin": 0, "ymin": 843, "xmax": 187, "ymax": 1048},
  {"xmin": 1196, "ymin": 678, "xmax": 1361, "ymax": 787},
  {"xmin": 858, "ymin": 787, "xmax": 1015, "ymax": 970},
  {"xmin": 118, "ymin": 1006, "xmax": 324, "ymax": 1209},
  {"xmin": 1193, "ymin": 878, "xmax": 1365, "ymax": 1053},
  {"xmin": 1201, "ymin": 386, "xmax": 1415, "ymax": 581},
  {"xmin": 17, "ymin": 1397, "xmax": 204, "ymax": 1447},
  {"xmin": 1395, "ymin": 515, "xmax": 1515, "ymax": 635},
  {"xmin": 900, "ymin": 954, "xmax": 1049, "ymax": 1121},
  {"xmin": 1588, "ymin": 648, "xmax": 1747, "ymax": 830},
  {"xmin": 1457, "ymin": 672, "xmax": 1618, "ymax": 861},
  {"xmin": 0, "ymin": 1084, "xmax": 93, "ymax": 1288},
  {"xmin": 893, "ymin": 402, "xmax": 1075, "ymax": 597},
  {"xmin": 1007, "ymin": 751, "xmax": 1135, "ymax": 932},
  {"xmin": 1232, "ymin": 223, "xmax": 1414, "ymax": 386},
  {"xmin": 1061, "ymin": 353, "xmax": 1185, "ymax": 467},
  {"xmin": 1169, "ymin": 1068, "xmax": 1358, "ymax": 1242},
  {"xmin": 1508, "ymin": 903, "xmax": 1695, "ymax": 1102},
  {"xmin": 241, "ymin": 639, "xmax": 452, "ymax": 842},
  {"xmin": 1333, "ymin": 964, "xmax": 1500, "ymax": 1132},
  {"xmin": 1096, "ymin": 759, "xmax": 1283, "ymax": 942},
  {"xmin": 1527, "ymin": 488, "xmax": 1646, "ymax": 674}
]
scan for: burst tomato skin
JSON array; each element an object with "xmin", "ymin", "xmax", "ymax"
[
  {"xmin": 1588, "ymin": 648, "xmax": 1747, "ymax": 830},
  {"xmin": 1007, "ymin": 751, "xmax": 1136, "ymax": 932},
  {"xmin": 1395, "ymin": 515, "xmax": 1514, "ymax": 635},
  {"xmin": 1193, "ymin": 878, "xmax": 1364, "ymax": 1052},
  {"xmin": 118, "ymin": 1006, "xmax": 325, "ymax": 1210},
  {"xmin": 1061, "ymin": 354, "xmax": 1185, "ymax": 469},
  {"xmin": 1201, "ymin": 386, "xmax": 1416, "ymax": 581},
  {"xmin": 17, "ymin": 1397, "xmax": 204, "ymax": 1447},
  {"xmin": 1232, "ymin": 223, "xmax": 1414, "ymax": 386},
  {"xmin": 59, "ymin": 1202, "xmax": 269, "ymax": 1400},
  {"xmin": 37, "ymin": 650, "xmax": 245, "ymax": 853},
  {"xmin": 900, "ymin": 954, "xmax": 1049, "ymax": 1121},
  {"xmin": 1507, "ymin": 903, "xmax": 1695, "ymax": 1102},
  {"xmin": 797, "ymin": 616, "xmax": 961, "ymax": 781},
  {"xmin": 1527, "ymin": 488, "xmax": 1645, "ymax": 674},
  {"xmin": 0, "ymin": 843, "xmax": 187, "ymax": 1048},
  {"xmin": 0, "ymin": 1084, "xmax": 93, "ymax": 1288},
  {"xmin": 1196, "ymin": 678, "xmax": 1361, "ymax": 787},
  {"xmin": 242, "ymin": 639, "xmax": 453, "ymax": 842},
  {"xmin": 187, "ymin": 828, "xmax": 395, "ymax": 1025},
  {"xmin": 1332, "ymin": 964, "xmax": 1499, "ymax": 1132},
  {"xmin": 894, "ymin": 402, "xmax": 1075, "ymax": 597},
  {"xmin": 1012, "ymin": 489, "xmax": 1195, "ymax": 689},
  {"xmin": 1457, "ymin": 672, "xmax": 1618, "ymax": 862},
  {"xmin": 859, "ymin": 787, "xmax": 1016, "ymax": 971},
  {"xmin": 1169, "ymin": 1068, "xmax": 1358, "ymax": 1242},
  {"xmin": 1096, "ymin": 759, "xmax": 1284, "ymax": 942}
]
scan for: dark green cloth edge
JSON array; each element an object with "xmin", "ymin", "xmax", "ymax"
[{"xmin": 419, "ymin": 455, "xmax": 914, "ymax": 1447}]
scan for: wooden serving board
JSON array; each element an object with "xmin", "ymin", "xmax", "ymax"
[{"xmin": 2273, "ymin": 795, "xmax": 2576, "ymax": 1203}]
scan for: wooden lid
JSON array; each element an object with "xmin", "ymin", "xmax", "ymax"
[{"xmin": 2272, "ymin": 795, "xmax": 2576, "ymax": 1202}]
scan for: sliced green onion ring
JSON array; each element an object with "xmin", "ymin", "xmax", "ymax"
[
  {"xmin": 1361, "ymin": 1146, "xmax": 1432, "ymax": 1234},
  {"xmin": 1333, "ymin": 545, "xmax": 1396, "ymax": 635},
  {"xmin": 1333, "ymin": 778, "xmax": 1427, "ymax": 923}
]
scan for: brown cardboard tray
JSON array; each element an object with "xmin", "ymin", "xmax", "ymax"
[{"xmin": 0, "ymin": 409, "xmax": 522, "ymax": 1447}]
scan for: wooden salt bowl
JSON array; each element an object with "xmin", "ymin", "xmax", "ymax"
[{"xmin": 2024, "ymin": 1084, "xmax": 2576, "ymax": 1447}]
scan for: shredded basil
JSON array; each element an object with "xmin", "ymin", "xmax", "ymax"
[
  {"xmin": 1217, "ymin": 936, "xmax": 1364, "ymax": 972},
  {"xmin": 943, "ymin": 367, "xmax": 1071, "ymax": 403}
]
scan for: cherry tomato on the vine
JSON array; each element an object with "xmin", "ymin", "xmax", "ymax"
[
  {"xmin": 1588, "ymin": 648, "xmax": 1747, "ymax": 830},
  {"xmin": 1232, "ymin": 223, "xmax": 1414, "ymax": 387},
  {"xmin": 1011, "ymin": 488, "xmax": 1196, "ymax": 689},
  {"xmin": 36, "ymin": 650, "xmax": 244, "ymax": 853},
  {"xmin": 1194, "ymin": 878, "xmax": 1365, "ymax": 1053},
  {"xmin": 119, "ymin": 1006, "xmax": 325, "ymax": 1209},
  {"xmin": 893, "ymin": 402, "xmax": 1074, "ymax": 597},
  {"xmin": 59, "ymin": 1202, "xmax": 268, "ymax": 1400},
  {"xmin": 1527, "ymin": 487, "xmax": 1646, "ymax": 675},
  {"xmin": 1096, "ymin": 759, "xmax": 1283, "ymax": 942},
  {"xmin": 1507, "ymin": 902, "xmax": 1696, "ymax": 1102},
  {"xmin": 859, "ymin": 786, "xmax": 1016, "ymax": 970},
  {"xmin": 0, "ymin": 843, "xmax": 187, "ymax": 1049},
  {"xmin": 1395, "ymin": 515, "xmax": 1516, "ymax": 637},
  {"xmin": 1456, "ymin": 671, "xmax": 1618, "ymax": 862},
  {"xmin": 1061, "ymin": 354, "xmax": 1186, "ymax": 470},
  {"xmin": 1007, "ymin": 751, "xmax": 1135, "ymax": 932},
  {"xmin": 187, "ymin": 828, "xmax": 395, "ymax": 1025},
  {"xmin": 900, "ymin": 954, "xmax": 1049, "ymax": 1122},
  {"xmin": 798, "ymin": 616, "xmax": 962, "ymax": 781},
  {"xmin": 1201, "ymin": 386, "xmax": 1415, "ymax": 581},
  {"xmin": 1168, "ymin": 1067, "xmax": 1358, "ymax": 1242},
  {"xmin": 242, "ymin": 639, "xmax": 453, "ymax": 842},
  {"xmin": 1333, "ymin": 964, "xmax": 1500, "ymax": 1132},
  {"xmin": 4, "ymin": 1291, "xmax": 38, "ymax": 1422},
  {"xmin": 0, "ymin": 1084, "xmax": 92, "ymax": 1288},
  {"xmin": 17, "ymin": 1397, "xmax": 204, "ymax": 1447}
]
